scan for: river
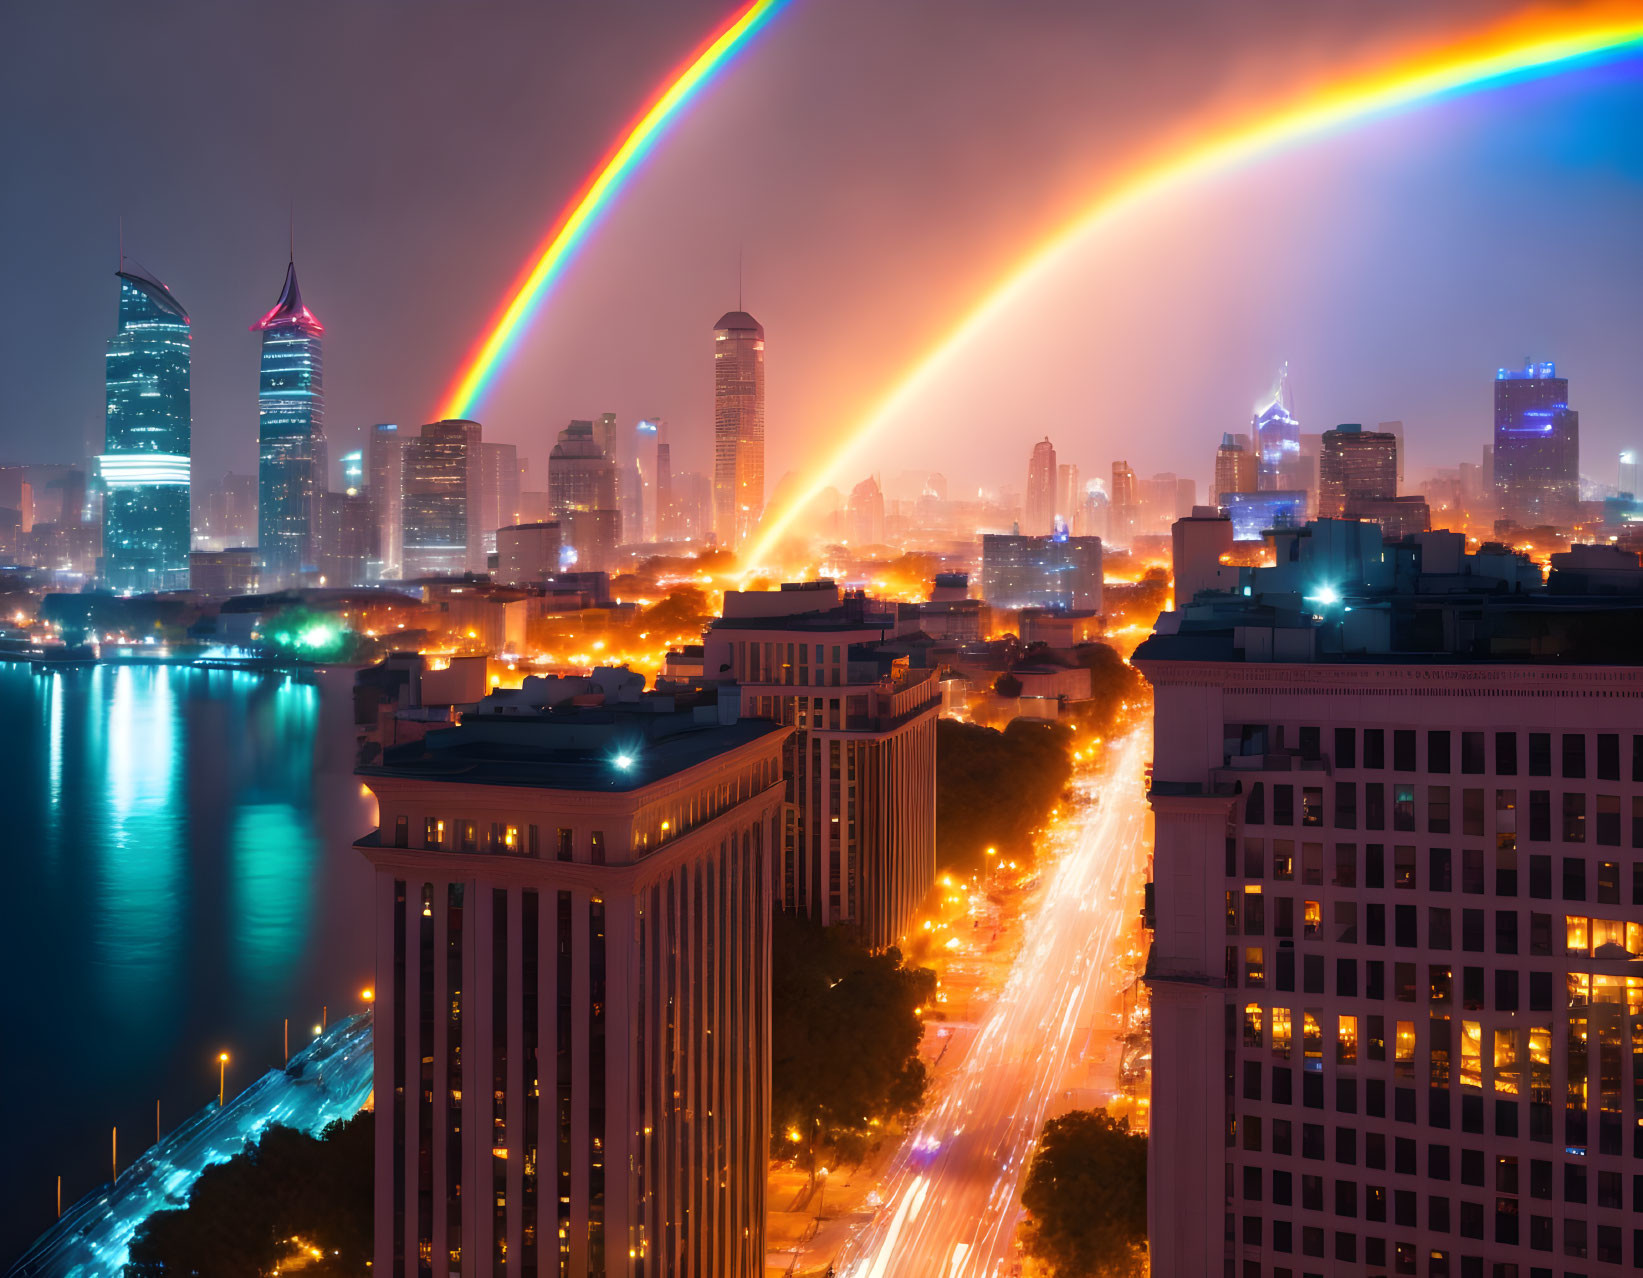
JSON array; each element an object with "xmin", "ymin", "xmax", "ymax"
[{"xmin": 0, "ymin": 661, "xmax": 376, "ymax": 1265}]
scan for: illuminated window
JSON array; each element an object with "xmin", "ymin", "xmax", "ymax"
[
  {"xmin": 1493, "ymin": 1028, "xmax": 1520, "ymax": 1094},
  {"xmin": 1303, "ymin": 900, "xmax": 1321, "ymax": 938},
  {"xmin": 1244, "ymin": 1003, "xmax": 1263, "ymax": 1048},
  {"xmin": 424, "ymin": 817, "xmax": 445, "ymax": 849},
  {"xmin": 460, "ymin": 820, "xmax": 478, "ymax": 852},
  {"xmin": 1528, "ymin": 1026, "xmax": 1552, "ymax": 1103},
  {"xmin": 1395, "ymin": 1020, "xmax": 1416, "ymax": 1080},
  {"xmin": 1592, "ymin": 917, "xmax": 1625, "ymax": 955},
  {"xmin": 1271, "ymin": 1007, "xmax": 1292, "ymax": 1058},
  {"xmin": 1461, "ymin": 1020, "xmax": 1482, "ymax": 1088},
  {"xmin": 1337, "ymin": 1015, "xmax": 1358, "ymax": 1065},
  {"xmin": 1566, "ymin": 915, "xmax": 1590, "ymax": 954},
  {"xmin": 503, "ymin": 824, "xmax": 519, "ymax": 851},
  {"xmin": 1303, "ymin": 1011, "xmax": 1322, "ymax": 1060},
  {"xmin": 1244, "ymin": 946, "xmax": 1264, "ymax": 988}
]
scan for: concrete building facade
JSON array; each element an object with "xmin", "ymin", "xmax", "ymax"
[
  {"xmin": 1137, "ymin": 525, "xmax": 1643, "ymax": 1278},
  {"xmin": 703, "ymin": 582, "xmax": 939, "ymax": 948},
  {"xmin": 357, "ymin": 692, "xmax": 787, "ymax": 1278}
]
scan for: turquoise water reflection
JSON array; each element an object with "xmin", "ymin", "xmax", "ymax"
[{"xmin": 0, "ymin": 663, "xmax": 374, "ymax": 1266}]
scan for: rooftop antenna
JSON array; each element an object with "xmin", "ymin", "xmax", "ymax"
[
  {"xmin": 738, "ymin": 243, "xmax": 743, "ymax": 311},
  {"xmin": 289, "ymin": 201, "xmax": 295, "ymax": 264},
  {"xmin": 118, "ymin": 215, "xmax": 124, "ymax": 272}
]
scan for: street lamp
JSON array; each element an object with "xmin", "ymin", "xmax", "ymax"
[
  {"xmin": 217, "ymin": 1053, "xmax": 230, "ymax": 1108},
  {"xmin": 816, "ymin": 1166, "xmax": 831, "ymax": 1222},
  {"xmin": 361, "ymin": 987, "xmax": 375, "ymax": 1004}
]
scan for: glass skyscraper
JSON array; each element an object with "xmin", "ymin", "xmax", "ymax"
[
  {"xmin": 101, "ymin": 266, "xmax": 192, "ymax": 593},
  {"xmin": 254, "ymin": 259, "xmax": 325, "ymax": 587},
  {"xmin": 1494, "ymin": 360, "xmax": 1579, "ymax": 526},
  {"xmin": 712, "ymin": 309, "xmax": 765, "ymax": 549}
]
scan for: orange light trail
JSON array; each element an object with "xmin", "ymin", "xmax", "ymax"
[{"xmin": 744, "ymin": 8, "xmax": 1643, "ymax": 569}]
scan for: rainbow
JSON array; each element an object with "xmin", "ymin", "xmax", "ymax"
[
  {"xmin": 745, "ymin": 9, "xmax": 1643, "ymax": 567},
  {"xmin": 437, "ymin": 0, "xmax": 790, "ymax": 422}
]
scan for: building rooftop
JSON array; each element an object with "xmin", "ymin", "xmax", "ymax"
[
  {"xmin": 714, "ymin": 310, "xmax": 763, "ymax": 333},
  {"xmin": 361, "ymin": 692, "xmax": 784, "ymax": 792},
  {"xmin": 1136, "ymin": 518, "xmax": 1643, "ymax": 667},
  {"xmin": 251, "ymin": 259, "xmax": 323, "ymax": 334}
]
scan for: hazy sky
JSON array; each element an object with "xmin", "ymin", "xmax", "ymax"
[{"xmin": 4, "ymin": 1, "xmax": 1640, "ymax": 500}]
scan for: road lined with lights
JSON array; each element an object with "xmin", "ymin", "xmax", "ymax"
[{"xmin": 834, "ymin": 729, "xmax": 1151, "ymax": 1278}]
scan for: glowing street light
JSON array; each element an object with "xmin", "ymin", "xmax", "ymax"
[
  {"xmin": 361, "ymin": 988, "xmax": 375, "ymax": 1004},
  {"xmin": 217, "ymin": 1053, "xmax": 230, "ymax": 1108}
]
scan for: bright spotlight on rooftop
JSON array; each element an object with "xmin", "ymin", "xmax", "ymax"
[
  {"xmin": 1312, "ymin": 585, "xmax": 1339, "ymax": 606},
  {"xmin": 613, "ymin": 753, "xmax": 634, "ymax": 770}
]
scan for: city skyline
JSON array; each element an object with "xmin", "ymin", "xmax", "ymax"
[{"xmin": 4, "ymin": 4, "xmax": 1642, "ymax": 502}]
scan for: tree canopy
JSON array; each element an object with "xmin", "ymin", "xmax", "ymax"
[
  {"xmin": 936, "ymin": 717, "xmax": 1072, "ymax": 873},
  {"xmin": 1021, "ymin": 1109, "xmax": 1148, "ymax": 1278},
  {"xmin": 124, "ymin": 1110, "xmax": 372, "ymax": 1278},
  {"xmin": 770, "ymin": 911, "xmax": 935, "ymax": 1160}
]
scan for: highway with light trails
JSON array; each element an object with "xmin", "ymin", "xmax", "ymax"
[{"xmin": 834, "ymin": 728, "xmax": 1152, "ymax": 1278}]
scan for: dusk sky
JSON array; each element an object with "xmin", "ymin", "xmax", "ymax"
[{"xmin": 5, "ymin": 0, "xmax": 1641, "ymax": 501}]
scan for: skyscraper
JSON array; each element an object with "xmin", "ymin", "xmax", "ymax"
[
  {"xmin": 101, "ymin": 263, "xmax": 192, "ymax": 593},
  {"xmin": 1136, "ymin": 525, "xmax": 1643, "ymax": 1278},
  {"xmin": 1622, "ymin": 451, "xmax": 1640, "ymax": 500},
  {"xmin": 1215, "ymin": 432, "xmax": 1258, "ymax": 504},
  {"xmin": 1109, "ymin": 460, "xmax": 1138, "ymax": 547},
  {"xmin": 1318, "ymin": 423, "xmax": 1398, "ymax": 519},
  {"xmin": 1254, "ymin": 364, "xmax": 1301, "ymax": 492},
  {"xmin": 478, "ymin": 440, "xmax": 521, "ymax": 557},
  {"xmin": 643, "ymin": 418, "xmax": 672, "ymax": 540},
  {"xmin": 704, "ymin": 582, "xmax": 939, "ymax": 947},
  {"xmin": 712, "ymin": 310, "xmax": 765, "ymax": 548},
  {"xmin": 402, "ymin": 419, "xmax": 483, "ymax": 578},
  {"xmin": 1025, "ymin": 437, "xmax": 1057, "ymax": 535},
  {"xmin": 1494, "ymin": 361, "xmax": 1580, "ymax": 526},
  {"xmin": 367, "ymin": 424, "xmax": 405, "ymax": 580},
  {"xmin": 254, "ymin": 258, "xmax": 325, "ymax": 586},
  {"xmin": 356, "ymin": 685, "xmax": 785, "ymax": 1278}
]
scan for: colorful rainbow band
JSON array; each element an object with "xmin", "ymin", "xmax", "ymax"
[
  {"xmin": 437, "ymin": 0, "xmax": 790, "ymax": 423},
  {"xmin": 744, "ymin": 12, "xmax": 1643, "ymax": 567}
]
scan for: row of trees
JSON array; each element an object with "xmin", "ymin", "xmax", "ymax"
[
  {"xmin": 125, "ymin": 1112, "xmax": 372, "ymax": 1277},
  {"xmin": 770, "ymin": 910, "xmax": 936, "ymax": 1164},
  {"xmin": 936, "ymin": 716, "xmax": 1074, "ymax": 874},
  {"xmin": 1021, "ymin": 1109, "xmax": 1148, "ymax": 1277}
]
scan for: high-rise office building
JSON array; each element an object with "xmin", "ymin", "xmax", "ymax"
[
  {"xmin": 712, "ymin": 310, "xmax": 765, "ymax": 548},
  {"xmin": 847, "ymin": 475, "xmax": 885, "ymax": 545},
  {"xmin": 703, "ymin": 583, "xmax": 939, "ymax": 948},
  {"xmin": 1025, "ymin": 437, "xmax": 1057, "ymax": 535},
  {"xmin": 254, "ymin": 258, "xmax": 325, "ymax": 587},
  {"xmin": 1109, "ymin": 461, "xmax": 1139, "ymax": 548},
  {"xmin": 356, "ymin": 686, "xmax": 786, "ymax": 1278},
  {"xmin": 549, "ymin": 420, "xmax": 619, "ymax": 567},
  {"xmin": 342, "ymin": 449, "xmax": 364, "ymax": 496},
  {"xmin": 1057, "ymin": 463, "xmax": 1083, "ymax": 533},
  {"xmin": 402, "ymin": 419, "xmax": 484, "ymax": 578},
  {"xmin": 1217, "ymin": 432, "xmax": 1259, "ymax": 505},
  {"xmin": 479, "ymin": 441, "xmax": 521, "ymax": 557},
  {"xmin": 1495, "ymin": 361, "xmax": 1580, "ymax": 527},
  {"xmin": 100, "ymin": 264, "xmax": 192, "ymax": 593},
  {"xmin": 631, "ymin": 418, "xmax": 659, "ymax": 540},
  {"xmin": 1620, "ymin": 452, "xmax": 1639, "ymax": 501},
  {"xmin": 1254, "ymin": 365, "xmax": 1302, "ymax": 492},
  {"xmin": 1379, "ymin": 420, "xmax": 1406, "ymax": 487},
  {"xmin": 1137, "ymin": 525, "xmax": 1643, "ymax": 1278},
  {"xmin": 645, "ymin": 419, "xmax": 674, "ymax": 541},
  {"xmin": 316, "ymin": 489, "xmax": 372, "ymax": 587},
  {"xmin": 980, "ymin": 533, "xmax": 1103, "ymax": 612},
  {"xmin": 1319, "ymin": 423, "xmax": 1398, "ymax": 519},
  {"xmin": 368, "ymin": 424, "xmax": 406, "ymax": 580},
  {"xmin": 549, "ymin": 421, "xmax": 617, "ymax": 518}
]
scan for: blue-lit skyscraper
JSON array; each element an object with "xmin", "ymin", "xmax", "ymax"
[
  {"xmin": 1253, "ymin": 363, "xmax": 1301, "ymax": 492},
  {"xmin": 254, "ymin": 258, "xmax": 325, "ymax": 586},
  {"xmin": 1494, "ymin": 360, "xmax": 1579, "ymax": 526},
  {"xmin": 101, "ymin": 265, "xmax": 192, "ymax": 593}
]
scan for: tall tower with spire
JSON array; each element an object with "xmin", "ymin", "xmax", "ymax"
[
  {"xmin": 712, "ymin": 308, "xmax": 765, "ymax": 549},
  {"xmin": 254, "ymin": 255, "xmax": 325, "ymax": 586}
]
